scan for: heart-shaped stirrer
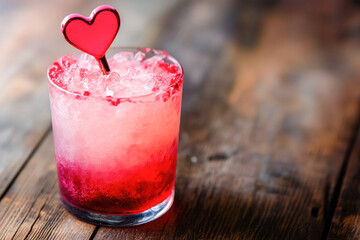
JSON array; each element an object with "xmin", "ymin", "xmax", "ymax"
[{"xmin": 61, "ymin": 5, "xmax": 120, "ymax": 74}]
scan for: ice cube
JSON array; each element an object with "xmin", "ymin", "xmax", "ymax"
[
  {"xmin": 144, "ymin": 55, "xmax": 165, "ymax": 63},
  {"xmin": 106, "ymin": 87, "xmax": 114, "ymax": 97},
  {"xmin": 134, "ymin": 51, "xmax": 145, "ymax": 62},
  {"xmin": 112, "ymin": 52, "xmax": 134, "ymax": 61},
  {"xmin": 49, "ymin": 51, "xmax": 182, "ymax": 99}
]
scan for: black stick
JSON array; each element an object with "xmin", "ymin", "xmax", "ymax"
[{"xmin": 98, "ymin": 55, "xmax": 110, "ymax": 75}]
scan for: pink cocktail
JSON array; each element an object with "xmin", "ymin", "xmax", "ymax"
[{"xmin": 48, "ymin": 47, "xmax": 183, "ymax": 226}]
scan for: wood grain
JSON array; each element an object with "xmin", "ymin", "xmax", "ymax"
[
  {"xmin": 1, "ymin": 0, "xmax": 360, "ymax": 239},
  {"xmin": 0, "ymin": 133, "xmax": 95, "ymax": 240},
  {"xmin": 327, "ymin": 126, "xmax": 360, "ymax": 240},
  {"xmin": 94, "ymin": 0, "xmax": 360, "ymax": 239}
]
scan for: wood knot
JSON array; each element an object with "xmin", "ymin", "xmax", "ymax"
[
  {"xmin": 311, "ymin": 207, "xmax": 320, "ymax": 218},
  {"xmin": 208, "ymin": 152, "xmax": 229, "ymax": 161}
]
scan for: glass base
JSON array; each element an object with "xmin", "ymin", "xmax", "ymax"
[{"xmin": 61, "ymin": 191, "xmax": 174, "ymax": 227}]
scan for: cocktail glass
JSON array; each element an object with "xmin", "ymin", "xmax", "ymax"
[{"xmin": 47, "ymin": 47, "xmax": 183, "ymax": 226}]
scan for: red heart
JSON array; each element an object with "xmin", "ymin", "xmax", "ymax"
[{"xmin": 61, "ymin": 5, "xmax": 120, "ymax": 59}]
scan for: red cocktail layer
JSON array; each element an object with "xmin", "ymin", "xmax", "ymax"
[{"xmin": 58, "ymin": 139, "xmax": 178, "ymax": 214}]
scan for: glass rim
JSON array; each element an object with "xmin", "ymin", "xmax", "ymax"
[{"xmin": 47, "ymin": 46, "xmax": 184, "ymax": 101}]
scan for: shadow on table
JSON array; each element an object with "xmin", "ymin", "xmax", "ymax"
[{"xmin": 119, "ymin": 181, "xmax": 322, "ymax": 239}]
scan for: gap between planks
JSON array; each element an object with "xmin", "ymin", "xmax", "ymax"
[
  {"xmin": 321, "ymin": 106, "xmax": 360, "ymax": 240},
  {"xmin": 0, "ymin": 125, "xmax": 51, "ymax": 201}
]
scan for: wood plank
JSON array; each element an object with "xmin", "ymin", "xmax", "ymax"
[
  {"xmin": 94, "ymin": 0, "xmax": 360, "ymax": 239},
  {"xmin": 2, "ymin": 0, "xmax": 360, "ymax": 238},
  {"xmin": 0, "ymin": 133, "xmax": 95, "ymax": 240},
  {"xmin": 327, "ymin": 127, "xmax": 360, "ymax": 239}
]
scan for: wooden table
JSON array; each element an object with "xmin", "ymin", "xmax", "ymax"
[{"xmin": 1, "ymin": 0, "xmax": 360, "ymax": 239}]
